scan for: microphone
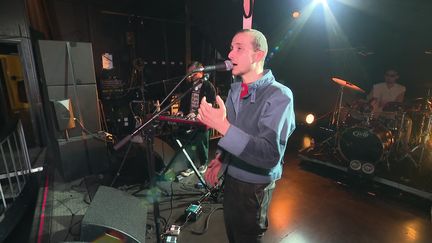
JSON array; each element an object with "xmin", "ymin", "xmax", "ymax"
[{"xmin": 194, "ymin": 60, "xmax": 233, "ymax": 73}]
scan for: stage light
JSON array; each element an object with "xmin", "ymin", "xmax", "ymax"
[
  {"xmin": 314, "ymin": 0, "xmax": 328, "ymax": 4},
  {"xmin": 302, "ymin": 136, "xmax": 314, "ymax": 150},
  {"xmin": 305, "ymin": 113, "xmax": 315, "ymax": 124},
  {"xmin": 292, "ymin": 11, "xmax": 301, "ymax": 19}
]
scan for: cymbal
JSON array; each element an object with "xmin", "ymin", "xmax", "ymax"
[
  {"xmin": 332, "ymin": 77, "xmax": 365, "ymax": 93},
  {"xmin": 413, "ymin": 97, "xmax": 432, "ymax": 104},
  {"xmin": 406, "ymin": 97, "xmax": 432, "ymax": 112}
]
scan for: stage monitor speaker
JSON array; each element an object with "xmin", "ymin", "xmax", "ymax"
[{"xmin": 80, "ymin": 186, "xmax": 147, "ymax": 243}]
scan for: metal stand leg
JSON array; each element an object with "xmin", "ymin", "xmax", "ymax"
[
  {"xmin": 110, "ymin": 143, "xmax": 133, "ymax": 186},
  {"xmin": 173, "ymin": 138, "xmax": 210, "ymax": 192}
]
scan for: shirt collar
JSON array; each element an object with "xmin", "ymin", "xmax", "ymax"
[{"xmin": 231, "ymin": 69, "xmax": 275, "ymax": 103}]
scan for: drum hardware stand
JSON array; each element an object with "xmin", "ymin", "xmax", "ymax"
[
  {"xmin": 307, "ymin": 78, "xmax": 366, "ymax": 165},
  {"xmin": 316, "ymin": 85, "xmax": 346, "ymax": 153},
  {"xmin": 409, "ymin": 114, "xmax": 432, "ymax": 171},
  {"xmin": 394, "ymin": 113, "xmax": 431, "ymax": 174},
  {"xmin": 113, "ymin": 71, "xmax": 215, "ymax": 243},
  {"xmin": 393, "ymin": 112, "xmax": 409, "ymax": 152},
  {"xmin": 309, "ymin": 83, "xmax": 347, "ymax": 157},
  {"xmin": 331, "ymin": 85, "xmax": 346, "ymax": 134}
]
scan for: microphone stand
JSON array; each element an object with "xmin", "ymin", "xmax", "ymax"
[
  {"xmin": 113, "ymin": 71, "xmax": 211, "ymax": 243},
  {"xmin": 157, "ymin": 75, "xmax": 190, "ymax": 111},
  {"xmin": 144, "ymin": 75, "xmax": 184, "ymax": 87},
  {"xmin": 145, "ymin": 75, "xmax": 184, "ymax": 110}
]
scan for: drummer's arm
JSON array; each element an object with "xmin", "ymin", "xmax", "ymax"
[{"xmin": 368, "ymin": 87, "xmax": 379, "ymax": 110}]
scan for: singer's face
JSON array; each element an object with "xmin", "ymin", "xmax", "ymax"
[{"xmin": 228, "ymin": 33, "xmax": 259, "ymax": 76}]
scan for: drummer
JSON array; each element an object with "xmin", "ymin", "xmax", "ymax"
[
  {"xmin": 368, "ymin": 69, "xmax": 412, "ymax": 146},
  {"xmin": 368, "ymin": 69, "xmax": 406, "ymax": 114}
]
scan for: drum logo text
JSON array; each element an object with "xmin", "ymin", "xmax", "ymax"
[{"xmin": 352, "ymin": 130, "xmax": 369, "ymax": 138}]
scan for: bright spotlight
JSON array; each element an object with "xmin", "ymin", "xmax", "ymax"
[
  {"xmin": 314, "ymin": 0, "xmax": 328, "ymax": 4},
  {"xmin": 305, "ymin": 114, "xmax": 315, "ymax": 124}
]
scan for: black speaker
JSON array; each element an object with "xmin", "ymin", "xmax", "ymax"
[
  {"xmin": 80, "ymin": 186, "xmax": 147, "ymax": 243},
  {"xmin": 37, "ymin": 40, "xmax": 107, "ymax": 181},
  {"xmin": 38, "ymin": 40, "xmax": 100, "ymax": 140},
  {"xmin": 57, "ymin": 136, "xmax": 109, "ymax": 181},
  {"xmin": 38, "ymin": 40, "xmax": 97, "ymax": 86}
]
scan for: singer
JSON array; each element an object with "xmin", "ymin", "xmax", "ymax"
[
  {"xmin": 176, "ymin": 61, "xmax": 216, "ymax": 176},
  {"xmin": 197, "ymin": 29, "xmax": 296, "ymax": 242}
]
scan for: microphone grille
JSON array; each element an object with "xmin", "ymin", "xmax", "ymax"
[{"xmin": 224, "ymin": 60, "xmax": 233, "ymax": 71}]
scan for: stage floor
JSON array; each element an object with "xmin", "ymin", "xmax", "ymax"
[{"xmin": 5, "ymin": 131, "xmax": 432, "ymax": 243}]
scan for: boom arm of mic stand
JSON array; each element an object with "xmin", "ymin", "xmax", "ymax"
[
  {"xmin": 159, "ymin": 72, "xmax": 196, "ymax": 109},
  {"xmin": 144, "ymin": 75, "xmax": 184, "ymax": 87}
]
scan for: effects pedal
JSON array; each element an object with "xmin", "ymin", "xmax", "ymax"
[{"xmin": 185, "ymin": 203, "xmax": 202, "ymax": 221}]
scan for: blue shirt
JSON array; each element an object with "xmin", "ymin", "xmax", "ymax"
[{"xmin": 218, "ymin": 70, "xmax": 296, "ymax": 183}]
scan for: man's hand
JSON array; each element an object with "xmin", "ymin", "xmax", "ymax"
[
  {"xmin": 197, "ymin": 95, "xmax": 230, "ymax": 135},
  {"xmin": 205, "ymin": 154, "xmax": 223, "ymax": 187}
]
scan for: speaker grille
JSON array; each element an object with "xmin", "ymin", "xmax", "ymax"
[{"xmin": 81, "ymin": 186, "xmax": 147, "ymax": 243}]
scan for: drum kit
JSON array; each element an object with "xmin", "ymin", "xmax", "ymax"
[{"xmin": 322, "ymin": 77, "xmax": 432, "ymax": 176}]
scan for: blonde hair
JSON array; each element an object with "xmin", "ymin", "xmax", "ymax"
[{"xmin": 236, "ymin": 29, "xmax": 268, "ymax": 58}]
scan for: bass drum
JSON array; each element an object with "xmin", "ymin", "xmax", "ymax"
[{"xmin": 338, "ymin": 123, "xmax": 394, "ymax": 163}]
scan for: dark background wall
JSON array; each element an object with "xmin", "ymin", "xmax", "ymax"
[{"xmin": 36, "ymin": 0, "xmax": 432, "ymax": 118}]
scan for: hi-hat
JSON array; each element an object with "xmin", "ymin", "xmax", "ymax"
[{"xmin": 332, "ymin": 77, "xmax": 365, "ymax": 93}]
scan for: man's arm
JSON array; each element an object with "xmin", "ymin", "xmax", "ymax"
[{"xmin": 369, "ymin": 85, "xmax": 379, "ymax": 111}]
